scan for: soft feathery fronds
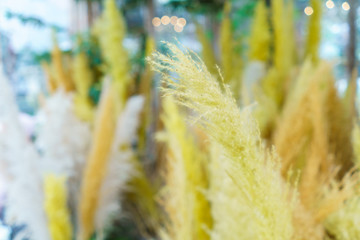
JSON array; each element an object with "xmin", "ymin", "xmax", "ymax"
[
  {"xmin": 272, "ymin": 0, "xmax": 291, "ymax": 73},
  {"xmin": 254, "ymin": 67, "xmax": 282, "ymax": 138},
  {"xmin": 261, "ymin": 67, "xmax": 283, "ymax": 107},
  {"xmin": 149, "ymin": 42, "xmax": 294, "ymax": 240},
  {"xmin": 98, "ymin": 0, "xmax": 130, "ymax": 106},
  {"xmin": 42, "ymin": 61, "xmax": 58, "ymax": 94},
  {"xmin": 51, "ymin": 32, "xmax": 74, "ymax": 92},
  {"xmin": 125, "ymin": 157, "xmax": 160, "ymax": 237},
  {"xmin": 35, "ymin": 90, "xmax": 91, "ymax": 217},
  {"xmin": 325, "ymin": 196, "xmax": 360, "ymax": 240},
  {"xmin": 305, "ymin": 0, "xmax": 322, "ymax": 64},
  {"xmin": 274, "ymin": 61, "xmax": 359, "ymax": 225},
  {"xmin": 195, "ymin": 23, "xmax": 217, "ymax": 76},
  {"xmin": 282, "ymin": 59, "xmax": 315, "ymax": 113},
  {"xmin": 95, "ymin": 95, "xmax": 144, "ymax": 237},
  {"xmin": 73, "ymin": 49, "xmax": 94, "ymax": 122},
  {"xmin": 274, "ymin": 62, "xmax": 331, "ymax": 177},
  {"xmin": 219, "ymin": 1, "xmax": 243, "ymax": 99},
  {"xmin": 0, "ymin": 69, "xmax": 50, "ymax": 240},
  {"xmin": 44, "ymin": 174, "xmax": 72, "ymax": 240},
  {"xmin": 36, "ymin": 90, "xmax": 91, "ymax": 179},
  {"xmin": 219, "ymin": 1, "xmax": 234, "ymax": 83},
  {"xmin": 323, "ymin": 74, "xmax": 354, "ymax": 177},
  {"xmin": 292, "ymin": 202, "xmax": 323, "ymax": 240},
  {"xmin": 253, "ymin": 87, "xmax": 278, "ymax": 139},
  {"xmin": 269, "ymin": 0, "xmax": 294, "ymax": 110},
  {"xmin": 298, "ymin": 80, "xmax": 329, "ymax": 208},
  {"xmin": 158, "ymin": 96, "xmax": 212, "ymax": 240},
  {"xmin": 78, "ymin": 82, "xmax": 117, "ymax": 240},
  {"xmin": 208, "ymin": 141, "xmax": 258, "ymax": 240},
  {"xmin": 248, "ymin": 0, "xmax": 270, "ymax": 62},
  {"xmin": 313, "ymin": 168, "xmax": 359, "ymax": 223}
]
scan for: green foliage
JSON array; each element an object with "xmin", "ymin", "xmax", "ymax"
[
  {"xmin": 166, "ymin": 0, "xmax": 224, "ymax": 14},
  {"xmin": 5, "ymin": 11, "xmax": 66, "ymax": 32},
  {"xmin": 232, "ymin": 0, "xmax": 258, "ymax": 31}
]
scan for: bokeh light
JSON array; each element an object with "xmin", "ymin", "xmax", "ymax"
[
  {"xmin": 304, "ymin": 6, "xmax": 314, "ymax": 16},
  {"xmin": 161, "ymin": 15, "xmax": 170, "ymax": 25},
  {"xmin": 152, "ymin": 17, "xmax": 161, "ymax": 27},
  {"xmin": 326, "ymin": 0, "xmax": 335, "ymax": 9},
  {"xmin": 342, "ymin": 2, "xmax": 350, "ymax": 11},
  {"xmin": 170, "ymin": 16, "xmax": 178, "ymax": 25},
  {"xmin": 177, "ymin": 18, "xmax": 186, "ymax": 27}
]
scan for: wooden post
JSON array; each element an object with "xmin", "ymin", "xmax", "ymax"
[{"xmin": 347, "ymin": 0, "xmax": 357, "ymax": 76}]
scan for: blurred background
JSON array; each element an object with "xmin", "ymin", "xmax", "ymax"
[
  {"xmin": 0, "ymin": 0, "xmax": 359, "ymax": 239},
  {"xmin": 0, "ymin": 0, "xmax": 359, "ymax": 114}
]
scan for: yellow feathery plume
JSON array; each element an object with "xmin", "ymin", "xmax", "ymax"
[
  {"xmin": 260, "ymin": 66, "xmax": 282, "ymax": 107},
  {"xmin": 158, "ymin": 96, "xmax": 212, "ymax": 240},
  {"xmin": 44, "ymin": 174, "xmax": 72, "ymax": 240},
  {"xmin": 99, "ymin": 0, "xmax": 129, "ymax": 105},
  {"xmin": 352, "ymin": 123, "xmax": 360, "ymax": 166},
  {"xmin": 323, "ymin": 74, "xmax": 354, "ymax": 177},
  {"xmin": 41, "ymin": 62, "xmax": 57, "ymax": 94},
  {"xmin": 298, "ymin": 80, "xmax": 329, "ymax": 208},
  {"xmin": 313, "ymin": 169, "xmax": 359, "ymax": 223},
  {"xmin": 253, "ymin": 85, "xmax": 278, "ymax": 138},
  {"xmin": 219, "ymin": 2, "xmax": 243, "ymax": 99},
  {"xmin": 208, "ymin": 141, "xmax": 259, "ymax": 239},
  {"xmin": 51, "ymin": 33, "xmax": 74, "ymax": 92},
  {"xmin": 325, "ymin": 196, "xmax": 360, "ymax": 240},
  {"xmin": 73, "ymin": 50, "xmax": 94, "ymax": 122},
  {"xmin": 149, "ymin": 42, "xmax": 294, "ymax": 240},
  {"xmin": 195, "ymin": 23, "xmax": 217, "ymax": 75},
  {"xmin": 305, "ymin": 0, "xmax": 322, "ymax": 64},
  {"xmin": 248, "ymin": 0, "xmax": 270, "ymax": 62},
  {"xmin": 78, "ymin": 83, "xmax": 117, "ymax": 240},
  {"xmin": 274, "ymin": 62, "xmax": 330, "ymax": 177},
  {"xmin": 272, "ymin": 0, "xmax": 290, "ymax": 72},
  {"xmin": 125, "ymin": 157, "xmax": 160, "ymax": 237},
  {"xmin": 253, "ymin": 65, "xmax": 283, "ymax": 139},
  {"xmin": 285, "ymin": 0, "xmax": 297, "ymax": 65},
  {"xmin": 220, "ymin": 1, "xmax": 234, "ymax": 83},
  {"xmin": 274, "ymin": 61, "xmax": 359, "ymax": 238},
  {"xmin": 292, "ymin": 202, "xmax": 323, "ymax": 240},
  {"xmin": 269, "ymin": 0, "xmax": 294, "ymax": 109}
]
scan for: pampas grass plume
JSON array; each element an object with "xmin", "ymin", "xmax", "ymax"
[{"xmin": 44, "ymin": 174, "xmax": 72, "ymax": 240}]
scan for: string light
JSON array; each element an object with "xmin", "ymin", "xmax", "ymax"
[
  {"xmin": 326, "ymin": 0, "xmax": 335, "ymax": 9},
  {"xmin": 177, "ymin": 18, "xmax": 187, "ymax": 27},
  {"xmin": 152, "ymin": 17, "xmax": 161, "ymax": 27},
  {"xmin": 342, "ymin": 2, "xmax": 350, "ymax": 10},
  {"xmin": 304, "ymin": 6, "xmax": 314, "ymax": 15},
  {"xmin": 161, "ymin": 16, "xmax": 170, "ymax": 25},
  {"xmin": 170, "ymin": 16, "xmax": 178, "ymax": 25},
  {"xmin": 152, "ymin": 15, "xmax": 186, "ymax": 32}
]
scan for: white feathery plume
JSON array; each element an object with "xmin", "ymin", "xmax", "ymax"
[
  {"xmin": 35, "ymin": 89, "xmax": 92, "ymax": 218},
  {"xmin": 36, "ymin": 90, "xmax": 91, "ymax": 177},
  {"xmin": 0, "ymin": 67, "xmax": 50, "ymax": 240},
  {"xmin": 241, "ymin": 61, "xmax": 267, "ymax": 105},
  {"xmin": 95, "ymin": 95, "xmax": 144, "ymax": 236}
]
